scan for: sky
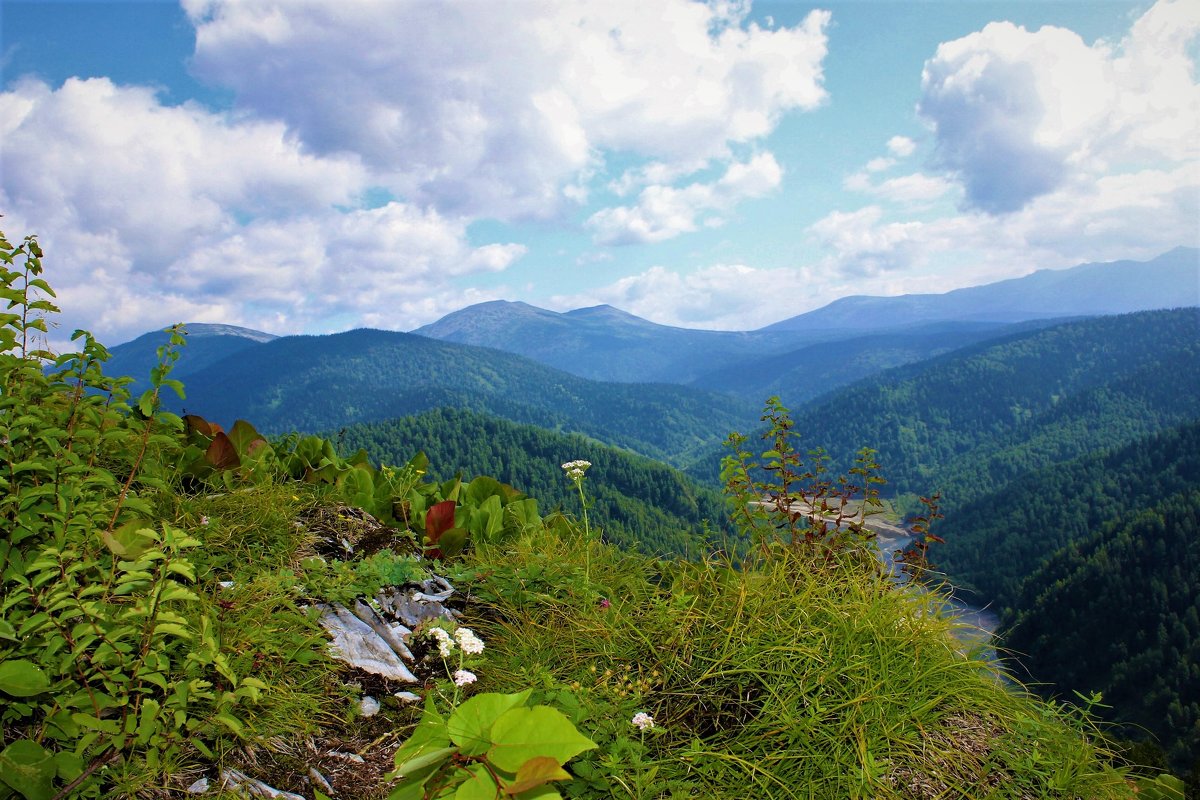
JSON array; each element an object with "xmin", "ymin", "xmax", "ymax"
[{"xmin": 1, "ymin": 0, "xmax": 1197, "ymax": 346}]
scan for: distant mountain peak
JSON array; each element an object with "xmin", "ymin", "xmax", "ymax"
[{"xmin": 180, "ymin": 323, "xmax": 277, "ymax": 343}]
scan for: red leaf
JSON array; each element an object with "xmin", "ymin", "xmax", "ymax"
[
  {"xmin": 205, "ymin": 432, "xmax": 241, "ymax": 471},
  {"xmin": 426, "ymin": 500, "xmax": 457, "ymax": 541},
  {"xmin": 184, "ymin": 414, "xmax": 223, "ymax": 438}
]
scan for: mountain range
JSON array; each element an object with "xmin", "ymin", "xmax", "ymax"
[{"xmin": 414, "ymin": 247, "xmax": 1198, "ymax": 385}]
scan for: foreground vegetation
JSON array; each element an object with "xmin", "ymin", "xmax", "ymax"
[{"xmin": 0, "ymin": 229, "xmax": 1176, "ymax": 798}]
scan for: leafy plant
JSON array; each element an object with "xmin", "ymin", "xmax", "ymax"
[
  {"xmin": 720, "ymin": 396, "xmax": 899, "ymax": 567},
  {"xmin": 0, "ymin": 228, "xmax": 261, "ymax": 798},
  {"xmin": 388, "ymin": 691, "xmax": 597, "ymax": 800}
]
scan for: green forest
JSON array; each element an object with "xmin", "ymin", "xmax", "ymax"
[
  {"xmin": 1004, "ymin": 490, "xmax": 1200, "ymax": 771},
  {"xmin": 337, "ymin": 408, "xmax": 732, "ymax": 558}
]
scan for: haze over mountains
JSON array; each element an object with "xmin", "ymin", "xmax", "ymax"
[{"xmin": 414, "ymin": 248, "xmax": 1198, "ymax": 384}]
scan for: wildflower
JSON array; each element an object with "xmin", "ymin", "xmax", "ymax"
[
  {"xmin": 561, "ymin": 459, "xmax": 592, "ymax": 482},
  {"xmin": 598, "ymin": 597, "xmax": 611, "ymax": 609},
  {"xmin": 454, "ymin": 627, "xmax": 485, "ymax": 655},
  {"xmin": 631, "ymin": 712, "xmax": 655, "ymax": 730},
  {"xmin": 453, "ymin": 669, "xmax": 477, "ymax": 687},
  {"xmin": 428, "ymin": 627, "xmax": 454, "ymax": 658},
  {"xmin": 199, "ymin": 515, "xmax": 210, "ymax": 526}
]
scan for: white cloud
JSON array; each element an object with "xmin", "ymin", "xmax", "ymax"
[
  {"xmin": 887, "ymin": 136, "xmax": 917, "ymax": 158},
  {"xmin": 810, "ymin": 163, "xmax": 1199, "ymax": 283},
  {"xmin": 0, "ymin": 77, "xmax": 524, "ymax": 344},
  {"xmin": 588, "ymin": 152, "xmax": 782, "ymax": 245},
  {"xmin": 550, "ymin": 263, "xmax": 827, "ymax": 330},
  {"xmin": 918, "ymin": 0, "xmax": 1200, "ymax": 213},
  {"xmin": 184, "ymin": 0, "xmax": 830, "ymax": 219}
]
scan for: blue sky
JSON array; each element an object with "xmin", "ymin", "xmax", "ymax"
[{"xmin": 1, "ymin": 0, "xmax": 1196, "ymax": 344}]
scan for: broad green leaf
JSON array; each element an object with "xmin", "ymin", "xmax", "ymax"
[
  {"xmin": 464, "ymin": 475, "xmax": 504, "ymax": 506},
  {"xmin": 0, "ymin": 659, "xmax": 50, "ymax": 697},
  {"xmin": 454, "ymin": 763, "xmax": 502, "ymax": 800},
  {"xmin": 487, "ymin": 706, "xmax": 597, "ymax": 773},
  {"xmin": 0, "ymin": 740, "xmax": 55, "ymax": 800},
  {"xmin": 504, "ymin": 757, "xmax": 572, "ymax": 795},
  {"xmin": 438, "ymin": 527, "xmax": 468, "ymax": 559},
  {"xmin": 448, "ymin": 690, "xmax": 533, "ymax": 757}
]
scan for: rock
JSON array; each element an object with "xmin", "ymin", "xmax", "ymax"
[{"xmin": 220, "ymin": 769, "xmax": 306, "ymax": 799}]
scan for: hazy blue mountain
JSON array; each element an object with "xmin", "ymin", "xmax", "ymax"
[
  {"xmin": 761, "ymin": 247, "xmax": 1198, "ymax": 333},
  {"xmin": 687, "ymin": 317, "xmax": 1075, "ymax": 404},
  {"xmin": 105, "ymin": 322, "xmax": 276, "ymax": 392},
  {"xmin": 170, "ymin": 327, "xmax": 755, "ymax": 467},
  {"xmin": 413, "ymin": 299, "xmax": 805, "ymax": 383},
  {"xmin": 413, "ymin": 249, "xmax": 1196, "ymax": 394}
]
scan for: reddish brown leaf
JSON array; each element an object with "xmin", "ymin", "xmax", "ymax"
[{"xmin": 205, "ymin": 431, "xmax": 241, "ymax": 471}]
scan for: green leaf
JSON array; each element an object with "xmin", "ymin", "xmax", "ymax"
[
  {"xmin": 0, "ymin": 660, "xmax": 51, "ymax": 697},
  {"xmin": 452, "ymin": 763, "xmax": 503, "ymax": 800},
  {"xmin": 100, "ymin": 521, "xmax": 156, "ymax": 559},
  {"xmin": 448, "ymin": 690, "xmax": 533, "ymax": 757},
  {"xmin": 504, "ymin": 757, "xmax": 571, "ymax": 795},
  {"xmin": 137, "ymin": 389, "xmax": 156, "ymax": 418},
  {"xmin": 487, "ymin": 706, "xmax": 597, "ymax": 773},
  {"xmin": 392, "ymin": 746, "xmax": 456, "ymax": 778},
  {"xmin": 0, "ymin": 740, "xmax": 56, "ymax": 800}
]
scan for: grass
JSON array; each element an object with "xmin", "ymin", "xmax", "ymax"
[
  {"xmin": 36, "ymin": 468, "xmax": 1135, "ymax": 799},
  {"xmin": 453, "ymin": 521, "xmax": 1133, "ymax": 799}
]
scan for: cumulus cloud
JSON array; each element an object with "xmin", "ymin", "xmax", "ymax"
[
  {"xmin": 183, "ymin": 0, "xmax": 829, "ymax": 219},
  {"xmin": 550, "ymin": 262, "xmax": 828, "ymax": 330},
  {"xmin": 587, "ymin": 152, "xmax": 782, "ymax": 244},
  {"xmin": 0, "ymin": 77, "xmax": 523, "ymax": 343},
  {"xmin": 918, "ymin": 0, "xmax": 1200, "ymax": 213},
  {"xmin": 811, "ymin": 162, "xmax": 1198, "ymax": 283}
]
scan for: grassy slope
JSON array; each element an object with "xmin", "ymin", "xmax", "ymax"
[{"xmin": 166, "ymin": 477, "xmax": 1138, "ymax": 800}]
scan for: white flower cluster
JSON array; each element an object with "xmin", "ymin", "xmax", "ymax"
[
  {"xmin": 455, "ymin": 627, "xmax": 485, "ymax": 655},
  {"xmin": 631, "ymin": 712, "xmax": 655, "ymax": 730},
  {"xmin": 427, "ymin": 627, "xmax": 455, "ymax": 658},
  {"xmin": 453, "ymin": 669, "xmax": 477, "ymax": 687},
  {"xmin": 561, "ymin": 459, "xmax": 592, "ymax": 481},
  {"xmin": 425, "ymin": 626, "xmax": 486, "ymax": 658}
]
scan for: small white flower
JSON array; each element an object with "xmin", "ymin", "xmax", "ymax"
[
  {"xmin": 428, "ymin": 627, "xmax": 455, "ymax": 658},
  {"xmin": 561, "ymin": 460, "xmax": 592, "ymax": 481},
  {"xmin": 453, "ymin": 669, "xmax": 477, "ymax": 687},
  {"xmin": 454, "ymin": 627, "xmax": 485, "ymax": 655},
  {"xmin": 631, "ymin": 712, "xmax": 655, "ymax": 730}
]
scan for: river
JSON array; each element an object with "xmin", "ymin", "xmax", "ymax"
[{"xmin": 874, "ymin": 530, "xmax": 1001, "ymax": 663}]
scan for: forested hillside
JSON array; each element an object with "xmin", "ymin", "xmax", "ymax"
[
  {"xmin": 169, "ymin": 327, "xmax": 755, "ymax": 467},
  {"xmin": 688, "ymin": 318, "xmax": 1067, "ymax": 404},
  {"xmin": 1003, "ymin": 490, "xmax": 1200, "ymax": 772},
  {"xmin": 338, "ymin": 408, "xmax": 732, "ymax": 556},
  {"xmin": 766, "ymin": 309, "xmax": 1199, "ymax": 507},
  {"xmin": 936, "ymin": 421, "xmax": 1200, "ymax": 609}
]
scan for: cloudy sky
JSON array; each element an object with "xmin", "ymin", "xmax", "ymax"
[{"xmin": 1, "ymin": 0, "xmax": 1197, "ymax": 345}]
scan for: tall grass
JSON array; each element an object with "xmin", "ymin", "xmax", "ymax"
[{"xmin": 458, "ymin": 523, "xmax": 1131, "ymax": 799}]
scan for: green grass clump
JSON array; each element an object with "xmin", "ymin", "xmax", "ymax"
[{"xmin": 455, "ymin": 523, "xmax": 1132, "ymax": 799}]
